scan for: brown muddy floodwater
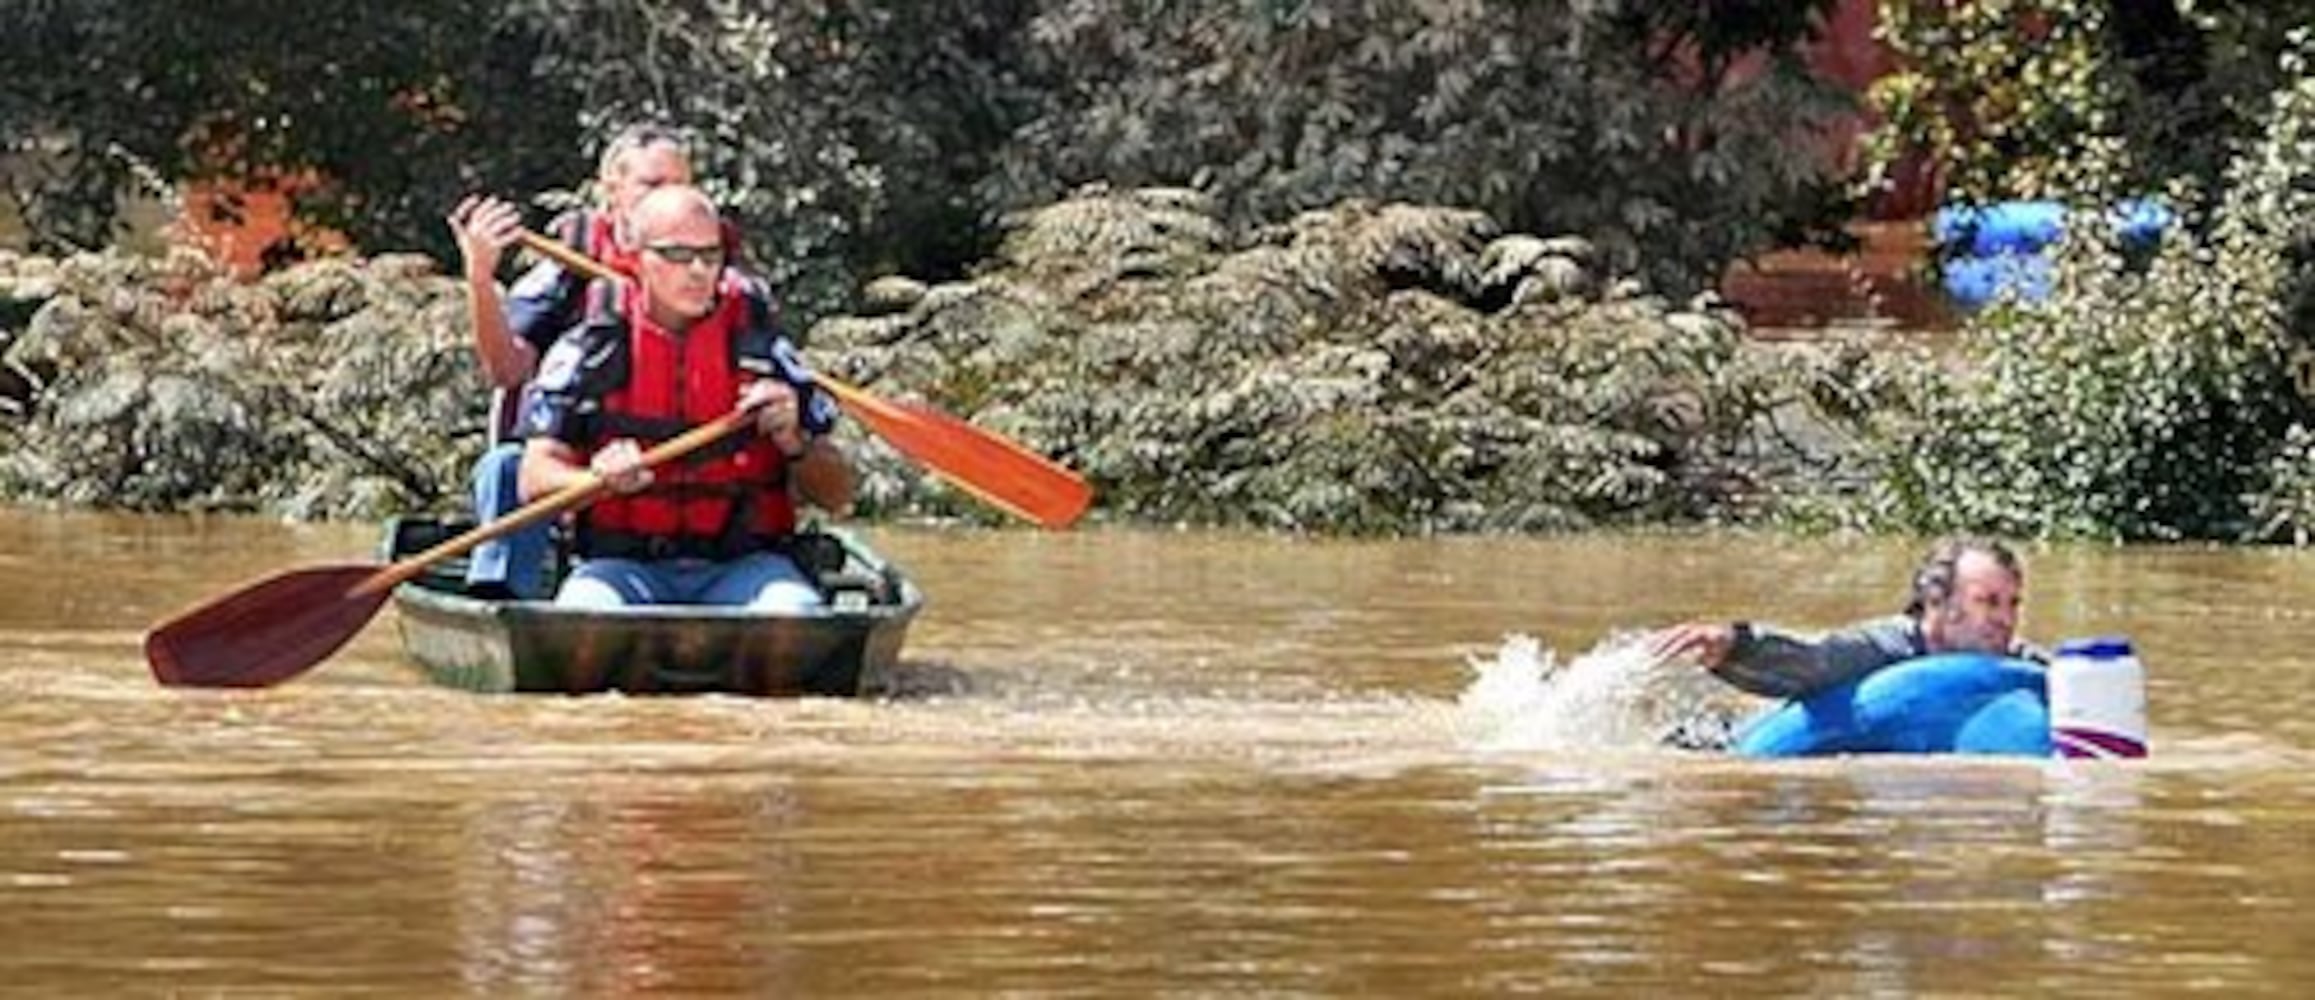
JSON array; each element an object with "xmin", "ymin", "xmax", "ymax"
[{"xmin": 2, "ymin": 507, "xmax": 2313, "ymax": 995}]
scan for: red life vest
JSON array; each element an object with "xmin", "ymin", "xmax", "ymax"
[{"xmin": 569, "ymin": 277, "xmax": 799, "ymax": 560}]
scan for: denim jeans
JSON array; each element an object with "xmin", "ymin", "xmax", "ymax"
[
  {"xmin": 465, "ymin": 441, "xmax": 552, "ymax": 599},
  {"xmin": 556, "ymin": 551, "xmax": 824, "ymax": 611}
]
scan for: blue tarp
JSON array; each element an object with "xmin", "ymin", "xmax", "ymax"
[
  {"xmin": 1942, "ymin": 253, "xmax": 2053, "ymax": 310},
  {"xmin": 1933, "ymin": 200, "xmax": 2173, "ymax": 309},
  {"xmin": 1933, "ymin": 199, "xmax": 2171, "ymax": 256}
]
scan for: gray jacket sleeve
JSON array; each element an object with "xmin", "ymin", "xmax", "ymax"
[{"xmin": 1711, "ymin": 615, "xmax": 1927, "ymax": 700}]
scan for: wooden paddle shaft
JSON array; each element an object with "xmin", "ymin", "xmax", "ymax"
[
  {"xmin": 519, "ymin": 227, "xmax": 615, "ymax": 283},
  {"xmin": 348, "ymin": 406, "xmax": 760, "ymax": 597}
]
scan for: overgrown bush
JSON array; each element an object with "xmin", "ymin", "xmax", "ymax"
[
  {"xmin": 812, "ymin": 189, "xmax": 1822, "ymax": 533},
  {"xmin": 0, "ymin": 250, "xmax": 482, "ymax": 518},
  {"xmin": 2, "ymin": 189, "xmax": 1841, "ymax": 531}
]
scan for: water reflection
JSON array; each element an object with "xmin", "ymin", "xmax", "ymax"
[
  {"xmin": 1468, "ymin": 756, "xmax": 2315, "ymax": 993},
  {"xmin": 452, "ymin": 777, "xmax": 806, "ymax": 995}
]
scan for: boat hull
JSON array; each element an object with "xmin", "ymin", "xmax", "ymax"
[{"xmin": 382, "ymin": 518, "xmax": 922, "ymax": 696}]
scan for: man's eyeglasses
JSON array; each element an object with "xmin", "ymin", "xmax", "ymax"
[{"xmin": 644, "ymin": 243, "xmax": 724, "ymax": 267}]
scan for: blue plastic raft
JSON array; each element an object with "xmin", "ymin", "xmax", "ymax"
[{"xmin": 1732, "ymin": 653, "xmax": 2051, "ymax": 758}]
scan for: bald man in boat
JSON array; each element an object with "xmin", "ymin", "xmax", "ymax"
[
  {"xmin": 1649, "ymin": 537, "xmax": 2044, "ymax": 699},
  {"xmin": 517, "ymin": 184, "xmax": 853, "ymax": 610},
  {"xmin": 447, "ymin": 123, "xmax": 745, "ymax": 599}
]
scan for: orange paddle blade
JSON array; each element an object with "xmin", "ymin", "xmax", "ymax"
[
  {"xmin": 819, "ymin": 376, "xmax": 1093, "ymax": 529},
  {"xmin": 146, "ymin": 564, "xmax": 392, "ymax": 688}
]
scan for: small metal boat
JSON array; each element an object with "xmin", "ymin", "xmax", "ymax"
[{"xmin": 379, "ymin": 517, "xmax": 923, "ymax": 696}]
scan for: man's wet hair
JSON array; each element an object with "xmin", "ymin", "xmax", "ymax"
[
  {"xmin": 1904, "ymin": 536, "xmax": 2022, "ymax": 617},
  {"xmin": 596, "ymin": 122, "xmax": 691, "ymax": 179}
]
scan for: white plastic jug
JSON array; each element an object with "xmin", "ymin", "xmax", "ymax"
[{"xmin": 2048, "ymin": 637, "xmax": 2148, "ymax": 759}]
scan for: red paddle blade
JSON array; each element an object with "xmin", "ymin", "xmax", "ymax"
[
  {"xmin": 824, "ymin": 380, "xmax": 1093, "ymax": 528},
  {"xmin": 145, "ymin": 564, "xmax": 394, "ymax": 688}
]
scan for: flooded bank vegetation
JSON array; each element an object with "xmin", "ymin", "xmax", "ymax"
[
  {"xmin": 6, "ymin": 3, "xmax": 2315, "ymax": 541},
  {"xmin": 0, "ymin": 195, "xmax": 1829, "ymax": 530},
  {"xmin": 0, "ymin": 250, "xmax": 482, "ymax": 517},
  {"xmin": 814, "ymin": 190, "xmax": 1816, "ymax": 530},
  {"xmin": 1833, "ymin": 11, "xmax": 2315, "ymax": 542},
  {"xmin": 1830, "ymin": 66, "xmax": 2315, "ymax": 541}
]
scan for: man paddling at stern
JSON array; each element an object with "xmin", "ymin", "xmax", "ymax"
[{"xmin": 1649, "ymin": 536, "xmax": 2045, "ymax": 700}]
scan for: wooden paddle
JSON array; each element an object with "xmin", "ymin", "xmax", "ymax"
[
  {"xmin": 516, "ymin": 229, "xmax": 1093, "ymax": 529},
  {"xmin": 145, "ymin": 406, "xmax": 760, "ymax": 688}
]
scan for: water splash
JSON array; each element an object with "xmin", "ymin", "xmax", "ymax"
[{"xmin": 1456, "ymin": 632, "xmax": 1759, "ymax": 753}]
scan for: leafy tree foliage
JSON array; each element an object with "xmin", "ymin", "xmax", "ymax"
[
  {"xmin": 6, "ymin": 0, "xmax": 1854, "ymax": 323},
  {"xmin": 2, "ymin": 1, "xmax": 581, "ymax": 256},
  {"xmin": 991, "ymin": 0, "xmax": 1854, "ymax": 298},
  {"xmin": 1864, "ymin": 0, "xmax": 2315, "ymax": 204},
  {"xmin": 505, "ymin": 0, "xmax": 1042, "ymax": 321}
]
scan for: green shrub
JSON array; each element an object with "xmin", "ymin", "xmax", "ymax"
[{"xmin": 811, "ymin": 192, "xmax": 1814, "ymax": 532}]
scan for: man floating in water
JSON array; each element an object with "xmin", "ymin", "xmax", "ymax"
[{"xmin": 1648, "ymin": 536, "xmax": 2043, "ymax": 700}]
